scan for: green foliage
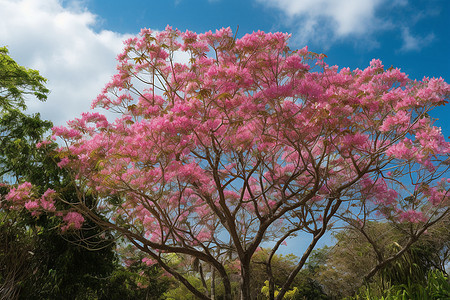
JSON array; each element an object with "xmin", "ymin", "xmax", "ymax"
[
  {"xmin": 0, "ymin": 108, "xmax": 54, "ymax": 185},
  {"xmin": 426, "ymin": 269, "xmax": 450, "ymax": 299},
  {"xmin": 0, "ymin": 46, "xmax": 53, "ymax": 185},
  {"xmin": 349, "ymin": 270, "xmax": 450, "ymax": 300},
  {"xmin": 161, "ymin": 253, "xmax": 236, "ymax": 300},
  {"xmin": 18, "ymin": 219, "xmax": 115, "ymax": 299},
  {"xmin": 100, "ymin": 263, "xmax": 170, "ymax": 300},
  {"xmin": 261, "ymin": 280, "xmax": 299, "ymax": 299},
  {"xmin": 259, "ymin": 276, "xmax": 328, "ymax": 300},
  {"xmin": 0, "ymin": 211, "xmax": 34, "ymax": 299},
  {"xmin": 164, "ymin": 274, "xmax": 207, "ymax": 300},
  {"xmin": 312, "ymin": 220, "xmax": 450, "ymax": 298},
  {"xmin": 0, "ymin": 45, "xmax": 53, "ymax": 299},
  {"xmin": 0, "ymin": 46, "xmax": 48, "ymax": 110},
  {"xmin": 0, "ymin": 47, "xmax": 169, "ymax": 299},
  {"xmin": 292, "ymin": 275, "xmax": 329, "ymax": 300},
  {"xmin": 380, "ymin": 242, "xmax": 429, "ymax": 286},
  {"xmin": 250, "ymin": 248, "xmax": 328, "ymax": 300}
]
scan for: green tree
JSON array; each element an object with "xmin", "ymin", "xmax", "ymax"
[
  {"xmin": 0, "ymin": 46, "xmax": 48, "ymax": 111},
  {"xmin": 0, "ymin": 210, "xmax": 33, "ymax": 299},
  {"xmin": 0, "ymin": 45, "xmax": 53, "ymax": 299},
  {"xmin": 0, "ymin": 46, "xmax": 169, "ymax": 299},
  {"xmin": 102, "ymin": 242, "xmax": 172, "ymax": 300},
  {"xmin": 313, "ymin": 218, "xmax": 450, "ymax": 298},
  {"xmin": 250, "ymin": 248, "xmax": 328, "ymax": 300},
  {"xmin": 0, "ymin": 46, "xmax": 52, "ymax": 184}
]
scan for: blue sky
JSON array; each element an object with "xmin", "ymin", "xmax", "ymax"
[
  {"xmin": 1, "ymin": 0, "xmax": 448, "ymax": 130},
  {"xmin": 92, "ymin": 0, "xmax": 450, "ymax": 135},
  {"xmin": 84, "ymin": 0, "xmax": 449, "ymax": 79},
  {"xmin": 0, "ymin": 0, "xmax": 449, "ymax": 253}
]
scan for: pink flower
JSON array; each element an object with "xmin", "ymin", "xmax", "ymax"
[
  {"xmin": 24, "ymin": 201, "xmax": 39, "ymax": 211},
  {"xmin": 57, "ymin": 157, "xmax": 70, "ymax": 168},
  {"xmin": 398, "ymin": 210, "xmax": 427, "ymax": 223},
  {"xmin": 6, "ymin": 182, "xmax": 33, "ymax": 203},
  {"xmin": 61, "ymin": 212, "xmax": 84, "ymax": 231},
  {"xmin": 379, "ymin": 111, "xmax": 411, "ymax": 132},
  {"xmin": 36, "ymin": 140, "xmax": 52, "ymax": 148},
  {"xmin": 196, "ymin": 230, "xmax": 212, "ymax": 242},
  {"xmin": 142, "ymin": 257, "xmax": 156, "ymax": 266}
]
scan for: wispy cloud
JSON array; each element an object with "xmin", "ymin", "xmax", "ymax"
[
  {"xmin": 255, "ymin": 0, "xmax": 386, "ymax": 47},
  {"xmin": 399, "ymin": 27, "xmax": 435, "ymax": 52},
  {"xmin": 0, "ymin": 0, "xmax": 132, "ymax": 126},
  {"xmin": 254, "ymin": 0, "xmax": 440, "ymax": 52}
]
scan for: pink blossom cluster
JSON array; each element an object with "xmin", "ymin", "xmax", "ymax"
[
  {"xmin": 5, "ymin": 182, "xmax": 84, "ymax": 231},
  {"xmin": 422, "ymin": 178, "xmax": 450, "ymax": 206},
  {"xmin": 5, "ymin": 182, "xmax": 33, "ymax": 202},
  {"xmin": 61, "ymin": 211, "xmax": 85, "ymax": 231},
  {"xmin": 40, "ymin": 26, "xmax": 449, "ymax": 249},
  {"xmin": 359, "ymin": 175, "xmax": 399, "ymax": 207},
  {"xmin": 398, "ymin": 210, "xmax": 427, "ymax": 223},
  {"xmin": 6, "ymin": 183, "xmax": 56, "ymax": 215},
  {"xmin": 142, "ymin": 257, "xmax": 156, "ymax": 266},
  {"xmin": 36, "ymin": 140, "xmax": 52, "ymax": 148},
  {"xmin": 379, "ymin": 111, "xmax": 411, "ymax": 132}
]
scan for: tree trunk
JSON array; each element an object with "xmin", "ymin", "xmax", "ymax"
[
  {"xmin": 240, "ymin": 259, "xmax": 252, "ymax": 300},
  {"xmin": 211, "ymin": 265, "xmax": 216, "ymax": 300},
  {"xmin": 220, "ymin": 269, "xmax": 233, "ymax": 300},
  {"xmin": 269, "ymin": 278, "xmax": 275, "ymax": 300}
]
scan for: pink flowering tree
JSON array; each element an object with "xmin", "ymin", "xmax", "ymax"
[{"xmin": 7, "ymin": 27, "xmax": 450, "ymax": 299}]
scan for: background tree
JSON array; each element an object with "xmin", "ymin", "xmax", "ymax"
[
  {"xmin": 7, "ymin": 28, "xmax": 450, "ymax": 299},
  {"xmin": 0, "ymin": 46, "xmax": 169, "ymax": 299},
  {"xmin": 0, "ymin": 210, "xmax": 33, "ymax": 299},
  {"xmin": 0, "ymin": 45, "xmax": 52, "ymax": 299},
  {"xmin": 100, "ymin": 243, "xmax": 172, "ymax": 300},
  {"xmin": 313, "ymin": 217, "xmax": 450, "ymax": 298},
  {"xmin": 251, "ymin": 248, "xmax": 328, "ymax": 299},
  {"xmin": 0, "ymin": 46, "xmax": 48, "ymax": 111}
]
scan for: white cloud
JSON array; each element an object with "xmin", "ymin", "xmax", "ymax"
[
  {"xmin": 258, "ymin": 0, "xmax": 382, "ymax": 39},
  {"xmin": 255, "ymin": 0, "xmax": 392, "ymax": 47},
  {"xmin": 0, "ymin": 0, "xmax": 133, "ymax": 126},
  {"xmin": 256, "ymin": 0, "xmax": 439, "ymax": 52},
  {"xmin": 399, "ymin": 27, "xmax": 435, "ymax": 52}
]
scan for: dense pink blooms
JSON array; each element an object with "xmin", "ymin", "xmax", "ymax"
[
  {"xmin": 379, "ymin": 111, "xmax": 411, "ymax": 132},
  {"xmin": 5, "ymin": 183, "xmax": 73, "ymax": 229},
  {"xmin": 11, "ymin": 27, "xmax": 449, "ymax": 291},
  {"xmin": 61, "ymin": 211, "xmax": 85, "ymax": 231},
  {"xmin": 359, "ymin": 176, "xmax": 399, "ymax": 207},
  {"xmin": 40, "ymin": 189, "xmax": 56, "ymax": 211},
  {"xmin": 142, "ymin": 257, "xmax": 156, "ymax": 266},
  {"xmin": 398, "ymin": 210, "xmax": 427, "ymax": 223},
  {"xmin": 423, "ymin": 178, "xmax": 450, "ymax": 206},
  {"xmin": 6, "ymin": 182, "xmax": 33, "ymax": 203},
  {"xmin": 57, "ymin": 157, "xmax": 70, "ymax": 168},
  {"xmin": 47, "ymin": 27, "xmax": 449, "ymax": 250},
  {"xmin": 36, "ymin": 140, "xmax": 52, "ymax": 148},
  {"xmin": 24, "ymin": 200, "xmax": 39, "ymax": 211}
]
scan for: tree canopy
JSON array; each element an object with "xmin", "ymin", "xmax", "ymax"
[
  {"xmin": 0, "ymin": 46, "xmax": 170, "ymax": 300},
  {"xmin": 5, "ymin": 27, "xmax": 450, "ymax": 299},
  {"xmin": 312, "ymin": 217, "xmax": 450, "ymax": 298},
  {"xmin": 0, "ymin": 46, "xmax": 48, "ymax": 111}
]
